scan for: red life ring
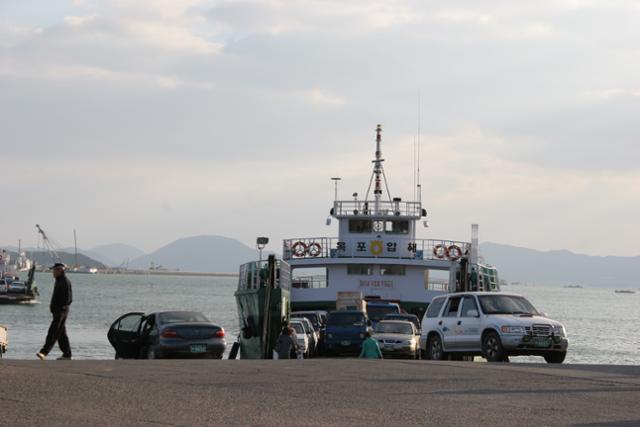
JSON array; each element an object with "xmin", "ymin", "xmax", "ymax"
[
  {"xmin": 308, "ymin": 243, "xmax": 322, "ymax": 257},
  {"xmin": 433, "ymin": 244, "xmax": 448, "ymax": 259},
  {"xmin": 447, "ymin": 245, "xmax": 462, "ymax": 261},
  {"xmin": 291, "ymin": 241, "xmax": 308, "ymax": 257}
]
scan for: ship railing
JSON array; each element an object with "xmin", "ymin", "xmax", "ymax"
[
  {"xmin": 332, "ymin": 200, "xmax": 423, "ymax": 218},
  {"xmin": 283, "ymin": 238, "xmax": 471, "ymax": 262},
  {"xmin": 291, "ymin": 275, "xmax": 327, "ymax": 289},
  {"xmin": 238, "ymin": 259, "xmax": 291, "ymax": 291},
  {"xmin": 427, "ymin": 281, "xmax": 449, "ymax": 292}
]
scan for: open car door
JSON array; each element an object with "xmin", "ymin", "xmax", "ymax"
[{"xmin": 107, "ymin": 312, "xmax": 145, "ymax": 359}]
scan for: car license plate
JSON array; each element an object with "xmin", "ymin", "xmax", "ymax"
[
  {"xmin": 532, "ymin": 337, "xmax": 551, "ymax": 348},
  {"xmin": 190, "ymin": 344, "xmax": 207, "ymax": 353},
  {"xmin": 340, "ymin": 340, "xmax": 350, "ymax": 346},
  {"xmin": 384, "ymin": 344, "xmax": 394, "ymax": 350}
]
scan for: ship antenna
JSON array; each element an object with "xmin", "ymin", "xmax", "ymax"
[{"xmin": 417, "ymin": 94, "xmax": 422, "ymax": 203}]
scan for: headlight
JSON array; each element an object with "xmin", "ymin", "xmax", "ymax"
[
  {"xmin": 500, "ymin": 326, "xmax": 525, "ymax": 334},
  {"xmin": 552, "ymin": 325, "xmax": 566, "ymax": 337}
]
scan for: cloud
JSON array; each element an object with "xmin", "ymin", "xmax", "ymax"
[
  {"xmin": 582, "ymin": 89, "xmax": 640, "ymax": 100},
  {"xmin": 433, "ymin": 10, "xmax": 494, "ymax": 24},
  {"xmin": 302, "ymin": 89, "xmax": 347, "ymax": 106},
  {"xmin": 2, "ymin": 1, "xmax": 640, "ymax": 256}
]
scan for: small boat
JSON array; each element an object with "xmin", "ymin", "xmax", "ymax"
[
  {"xmin": 614, "ymin": 290, "xmax": 636, "ymax": 294},
  {"xmin": 0, "ymin": 265, "xmax": 38, "ymax": 304},
  {"xmin": 564, "ymin": 285, "xmax": 583, "ymax": 289}
]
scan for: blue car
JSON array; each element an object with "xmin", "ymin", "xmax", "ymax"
[{"xmin": 324, "ymin": 311, "xmax": 370, "ymax": 356}]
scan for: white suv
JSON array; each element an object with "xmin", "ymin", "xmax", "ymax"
[{"xmin": 420, "ymin": 292, "xmax": 568, "ymax": 363}]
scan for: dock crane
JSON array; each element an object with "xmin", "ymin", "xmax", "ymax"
[{"xmin": 36, "ymin": 224, "xmax": 62, "ymax": 264}]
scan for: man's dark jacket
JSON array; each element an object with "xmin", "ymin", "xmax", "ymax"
[{"xmin": 50, "ymin": 274, "xmax": 73, "ymax": 313}]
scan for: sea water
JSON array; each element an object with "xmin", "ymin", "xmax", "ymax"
[{"xmin": 0, "ymin": 273, "xmax": 638, "ymax": 364}]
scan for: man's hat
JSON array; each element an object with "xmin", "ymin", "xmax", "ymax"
[{"xmin": 49, "ymin": 263, "xmax": 66, "ymax": 270}]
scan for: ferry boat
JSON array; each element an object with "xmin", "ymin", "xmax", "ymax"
[
  {"xmin": 233, "ymin": 125, "xmax": 500, "ymax": 358},
  {"xmin": 282, "ymin": 125, "xmax": 499, "ymax": 317}
]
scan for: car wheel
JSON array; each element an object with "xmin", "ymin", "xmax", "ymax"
[
  {"xmin": 483, "ymin": 331, "xmax": 506, "ymax": 362},
  {"xmin": 544, "ymin": 351, "xmax": 566, "ymax": 364},
  {"xmin": 427, "ymin": 334, "xmax": 447, "ymax": 360}
]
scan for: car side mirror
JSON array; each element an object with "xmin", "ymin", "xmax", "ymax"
[{"xmin": 467, "ymin": 309, "xmax": 479, "ymax": 318}]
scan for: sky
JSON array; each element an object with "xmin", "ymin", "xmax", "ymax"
[{"xmin": 1, "ymin": 0, "xmax": 639, "ymax": 256}]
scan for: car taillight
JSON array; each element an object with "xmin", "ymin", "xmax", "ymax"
[
  {"xmin": 215, "ymin": 328, "xmax": 225, "ymax": 338},
  {"xmin": 161, "ymin": 330, "xmax": 179, "ymax": 338}
]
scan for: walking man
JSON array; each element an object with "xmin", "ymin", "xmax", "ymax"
[{"xmin": 37, "ymin": 263, "xmax": 72, "ymax": 360}]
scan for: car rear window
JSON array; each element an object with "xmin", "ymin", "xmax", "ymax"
[
  {"xmin": 292, "ymin": 313, "xmax": 320, "ymax": 329},
  {"xmin": 291, "ymin": 323, "xmax": 305, "ymax": 334},
  {"xmin": 385, "ymin": 314, "xmax": 420, "ymax": 329},
  {"xmin": 425, "ymin": 298, "xmax": 445, "ymax": 318},
  {"xmin": 367, "ymin": 305, "xmax": 400, "ymax": 321},
  {"xmin": 158, "ymin": 311, "xmax": 209, "ymax": 324},
  {"xmin": 327, "ymin": 313, "xmax": 365, "ymax": 326}
]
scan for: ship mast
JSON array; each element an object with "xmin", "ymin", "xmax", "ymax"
[{"xmin": 365, "ymin": 124, "xmax": 394, "ymax": 215}]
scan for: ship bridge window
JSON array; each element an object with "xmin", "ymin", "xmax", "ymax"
[
  {"xmin": 349, "ymin": 220, "xmax": 372, "ymax": 233},
  {"xmin": 380, "ymin": 265, "xmax": 406, "ymax": 276},
  {"xmin": 385, "ymin": 220, "xmax": 409, "ymax": 234},
  {"xmin": 347, "ymin": 264, "xmax": 374, "ymax": 275}
]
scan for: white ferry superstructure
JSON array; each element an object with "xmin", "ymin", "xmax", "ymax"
[{"xmin": 282, "ymin": 125, "xmax": 499, "ymax": 316}]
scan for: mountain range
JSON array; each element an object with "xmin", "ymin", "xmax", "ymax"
[
  {"xmin": 479, "ymin": 242, "xmax": 640, "ymax": 288},
  {"xmin": 3, "ymin": 237, "xmax": 638, "ymax": 286}
]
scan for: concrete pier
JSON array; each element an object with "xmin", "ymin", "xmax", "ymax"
[{"xmin": 1, "ymin": 359, "xmax": 639, "ymax": 426}]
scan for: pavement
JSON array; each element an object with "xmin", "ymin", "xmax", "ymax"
[{"xmin": 1, "ymin": 359, "xmax": 640, "ymax": 426}]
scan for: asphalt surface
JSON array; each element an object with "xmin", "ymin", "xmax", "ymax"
[{"xmin": 1, "ymin": 359, "xmax": 640, "ymax": 426}]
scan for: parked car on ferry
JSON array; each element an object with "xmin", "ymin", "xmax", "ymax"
[
  {"xmin": 107, "ymin": 311, "xmax": 226, "ymax": 359},
  {"xmin": 291, "ymin": 311, "xmax": 321, "ymax": 329},
  {"xmin": 289, "ymin": 320, "xmax": 310, "ymax": 358},
  {"xmin": 420, "ymin": 292, "xmax": 568, "ymax": 363},
  {"xmin": 7, "ymin": 281, "xmax": 27, "ymax": 294},
  {"xmin": 297, "ymin": 317, "xmax": 318, "ymax": 355},
  {"xmin": 291, "ymin": 310, "xmax": 327, "ymax": 354},
  {"xmin": 383, "ymin": 313, "xmax": 421, "ymax": 333},
  {"xmin": 366, "ymin": 301, "xmax": 400, "ymax": 327},
  {"xmin": 324, "ymin": 310, "xmax": 370, "ymax": 356},
  {"xmin": 373, "ymin": 320, "xmax": 420, "ymax": 359}
]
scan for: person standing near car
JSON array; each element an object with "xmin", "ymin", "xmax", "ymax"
[
  {"xmin": 359, "ymin": 331, "xmax": 383, "ymax": 359},
  {"xmin": 36, "ymin": 263, "xmax": 72, "ymax": 360},
  {"xmin": 275, "ymin": 325, "xmax": 298, "ymax": 359}
]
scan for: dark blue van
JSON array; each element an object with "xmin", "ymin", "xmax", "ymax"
[
  {"xmin": 366, "ymin": 301, "xmax": 401, "ymax": 327},
  {"xmin": 324, "ymin": 311, "xmax": 369, "ymax": 356}
]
